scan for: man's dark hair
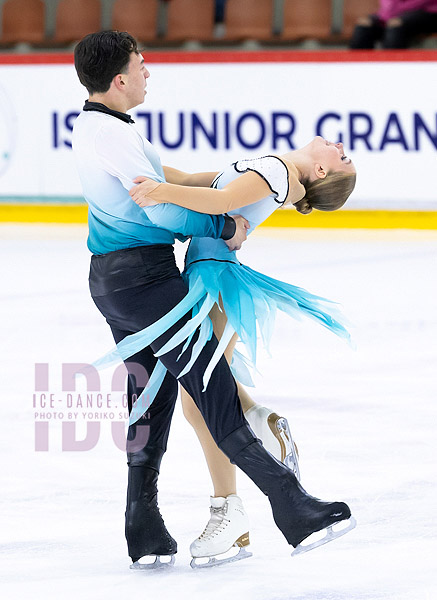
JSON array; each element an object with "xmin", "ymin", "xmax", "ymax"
[{"xmin": 74, "ymin": 30, "xmax": 139, "ymax": 94}]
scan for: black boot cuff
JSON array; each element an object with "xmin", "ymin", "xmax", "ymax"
[
  {"xmin": 127, "ymin": 446, "xmax": 165, "ymax": 471},
  {"xmin": 218, "ymin": 425, "xmax": 258, "ymax": 463}
]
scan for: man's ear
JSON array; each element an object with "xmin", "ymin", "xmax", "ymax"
[
  {"xmin": 314, "ymin": 163, "xmax": 327, "ymax": 180},
  {"xmin": 113, "ymin": 73, "xmax": 125, "ymax": 91}
]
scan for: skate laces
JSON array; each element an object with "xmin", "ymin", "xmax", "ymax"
[{"xmin": 198, "ymin": 502, "xmax": 230, "ymax": 540}]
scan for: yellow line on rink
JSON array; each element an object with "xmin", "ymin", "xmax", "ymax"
[
  {"xmin": 264, "ymin": 209, "xmax": 437, "ymax": 230},
  {"xmin": 1, "ymin": 204, "xmax": 437, "ymax": 230},
  {"xmin": 0, "ymin": 204, "xmax": 88, "ymax": 223}
]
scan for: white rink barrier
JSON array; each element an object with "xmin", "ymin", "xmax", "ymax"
[{"xmin": 1, "ymin": 50, "xmax": 437, "ymax": 225}]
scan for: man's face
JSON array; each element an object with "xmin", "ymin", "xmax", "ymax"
[{"xmin": 123, "ymin": 52, "xmax": 150, "ymax": 110}]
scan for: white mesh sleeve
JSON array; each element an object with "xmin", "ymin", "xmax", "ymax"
[{"xmin": 233, "ymin": 155, "xmax": 289, "ymax": 204}]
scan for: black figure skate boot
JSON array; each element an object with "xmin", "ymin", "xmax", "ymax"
[
  {"xmin": 220, "ymin": 427, "xmax": 356, "ymax": 556},
  {"xmin": 126, "ymin": 466, "xmax": 177, "ymax": 569}
]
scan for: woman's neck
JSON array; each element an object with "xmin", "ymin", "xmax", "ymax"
[{"xmin": 280, "ymin": 149, "xmax": 311, "ymax": 183}]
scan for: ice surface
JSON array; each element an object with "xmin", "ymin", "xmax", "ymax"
[{"xmin": 0, "ymin": 225, "xmax": 436, "ymax": 600}]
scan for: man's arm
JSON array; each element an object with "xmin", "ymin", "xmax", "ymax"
[
  {"xmin": 146, "ymin": 204, "xmax": 248, "ymax": 251},
  {"xmin": 95, "ymin": 123, "xmax": 241, "ymax": 241},
  {"xmin": 145, "ymin": 203, "xmax": 226, "ymax": 239}
]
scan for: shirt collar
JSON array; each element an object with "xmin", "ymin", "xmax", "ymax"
[{"xmin": 83, "ymin": 100, "xmax": 135, "ymax": 124}]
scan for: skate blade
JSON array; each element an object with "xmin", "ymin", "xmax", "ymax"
[
  {"xmin": 291, "ymin": 517, "xmax": 357, "ymax": 557},
  {"xmin": 190, "ymin": 546, "xmax": 252, "ymax": 569},
  {"xmin": 270, "ymin": 414, "xmax": 301, "ymax": 481},
  {"xmin": 130, "ymin": 554, "xmax": 175, "ymax": 570}
]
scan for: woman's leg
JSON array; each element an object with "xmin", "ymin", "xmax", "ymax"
[
  {"xmin": 181, "ymin": 302, "xmax": 306, "ymax": 564},
  {"xmin": 180, "ymin": 376, "xmax": 258, "ymax": 497},
  {"xmin": 237, "ymin": 381, "xmax": 256, "ymax": 412},
  {"xmin": 181, "ymin": 300, "xmax": 238, "ymax": 498},
  {"xmin": 181, "ymin": 299, "xmax": 298, "ymax": 498},
  {"xmin": 182, "ymin": 302, "xmax": 251, "ymax": 564},
  {"xmin": 206, "ymin": 303, "xmax": 299, "ymax": 475},
  {"xmin": 181, "ymin": 387, "xmax": 236, "ymax": 497}
]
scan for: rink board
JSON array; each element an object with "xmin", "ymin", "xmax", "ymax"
[{"xmin": 1, "ymin": 50, "xmax": 437, "ymax": 226}]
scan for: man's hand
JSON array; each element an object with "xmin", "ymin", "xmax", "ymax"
[
  {"xmin": 224, "ymin": 215, "xmax": 249, "ymax": 251},
  {"xmin": 129, "ymin": 176, "xmax": 161, "ymax": 207}
]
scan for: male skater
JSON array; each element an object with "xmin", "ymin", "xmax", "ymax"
[{"xmin": 72, "ymin": 30, "xmax": 354, "ymax": 568}]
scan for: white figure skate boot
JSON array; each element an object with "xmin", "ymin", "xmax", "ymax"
[
  {"xmin": 245, "ymin": 405, "xmax": 301, "ymax": 481},
  {"xmin": 190, "ymin": 495, "xmax": 252, "ymax": 568}
]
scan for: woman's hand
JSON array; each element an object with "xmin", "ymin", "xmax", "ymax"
[{"xmin": 129, "ymin": 176, "xmax": 161, "ymax": 207}]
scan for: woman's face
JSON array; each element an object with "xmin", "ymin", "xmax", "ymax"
[{"xmin": 308, "ymin": 136, "xmax": 356, "ymax": 176}]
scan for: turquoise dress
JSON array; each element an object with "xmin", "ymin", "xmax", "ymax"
[{"xmin": 94, "ymin": 156, "xmax": 350, "ymax": 424}]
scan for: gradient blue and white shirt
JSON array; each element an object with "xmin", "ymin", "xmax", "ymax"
[{"xmin": 72, "ymin": 103, "xmax": 226, "ymax": 255}]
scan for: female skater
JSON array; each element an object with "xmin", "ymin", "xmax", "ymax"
[{"xmin": 97, "ymin": 136, "xmax": 356, "ymax": 565}]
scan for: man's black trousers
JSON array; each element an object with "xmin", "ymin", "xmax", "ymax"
[{"xmin": 89, "ymin": 244, "xmax": 255, "ymax": 471}]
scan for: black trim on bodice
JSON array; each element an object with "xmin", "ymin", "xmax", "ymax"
[
  {"xmin": 188, "ymin": 257, "xmax": 241, "ymax": 266},
  {"xmin": 233, "ymin": 155, "xmax": 289, "ymax": 205}
]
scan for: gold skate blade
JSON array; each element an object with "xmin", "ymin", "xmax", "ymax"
[
  {"xmin": 267, "ymin": 413, "xmax": 301, "ymax": 481},
  {"xmin": 291, "ymin": 517, "xmax": 357, "ymax": 557},
  {"xmin": 190, "ymin": 545, "xmax": 252, "ymax": 569},
  {"xmin": 130, "ymin": 554, "xmax": 176, "ymax": 570}
]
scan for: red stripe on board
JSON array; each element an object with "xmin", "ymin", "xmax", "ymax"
[
  {"xmin": 0, "ymin": 53, "xmax": 73, "ymax": 64},
  {"xmin": 1, "ymin": 49, "xmax": 437, "ymax": 65},
  {"xmin": 141, "ymin": 49, "xmax": 437, "ymax": 63}
]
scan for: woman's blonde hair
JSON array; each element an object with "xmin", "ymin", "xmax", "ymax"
[{"xmin": 295, "ymin": 171, "xmax": 357, "ymax": 215}]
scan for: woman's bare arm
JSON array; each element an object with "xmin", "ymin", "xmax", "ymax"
[
  {"xmin": 131, "ymin": 171, "xmax": 271, "ymax": 214},
  {"xmin": 131, "ymin": 160, "xmax": 305, "ymax": 214},
  {"xmin": 163, "ymin": 166, "xmax": 219, "ymax": 187}
]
